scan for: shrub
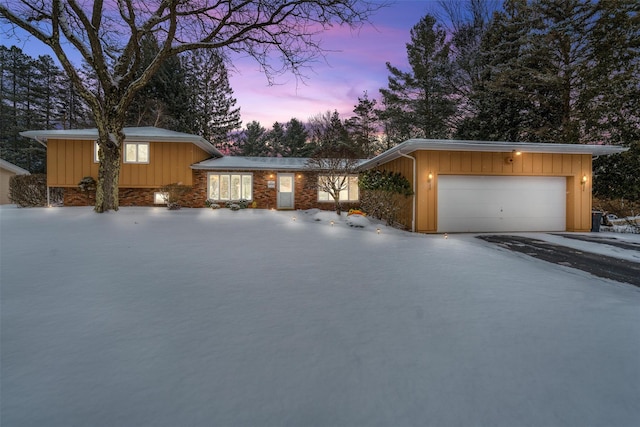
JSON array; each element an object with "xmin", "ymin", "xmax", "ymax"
[
  {"xmin": 159, "ymin": 183, "xmax": 191, "ymax": 210},
  {"xmin": 225, "ymin": 199, "xmax": 249, "ymax": 209},
  {"xmin": 359, "ymin": 170, "xmax": 413, "ymax": 227},
  {"xmin": 9, "ymin": 174, "xmax": 47, "ymax": 207},
  {"xmin": 205, "ymin": 199, "xmax": 221, "ymax": 209},
  {"xmin": 78, "ymin": 176, "xmax": 96, "ymax": 192}
]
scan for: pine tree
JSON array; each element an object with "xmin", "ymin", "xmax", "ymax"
[
  {"xmin": 234, "ymin": 121, "xmax": 269, "ymax": 156},
  {"xmin": 378, "ymin": 14, "xmax": 456, "ymax": 143},
  {"xmin": 183, "ymin": 49, "xmax": 241, "ymax": 150},
  {"xmin": 345, "ymin": 91, "xmax": 379, "ymax": 158},
  {"xmin": 282, "ymin": 118, "xmax": 314, "ymax": 157}
]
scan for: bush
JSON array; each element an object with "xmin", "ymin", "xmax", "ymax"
[
  {"xmin": 9, "ymin": 174, "xmax": 47, "ymax": 207},
  {"xmin": 159, "ymin": 183, "xmax": 191, "ymax": 210},
  {"xmin": 205, "ymin": 199, "xmax": 221, "ymax": 209},
  {"xmin": 359, "ymin": 170, "xmax": 413, "ymax": 227},
  {"xmin": 225, "ymin": 199, "xmax": 249, "ymax": 209}
]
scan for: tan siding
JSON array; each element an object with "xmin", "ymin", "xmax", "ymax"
[
  {"xmin": 372, "ymin": 150, "xmax": 594, "ymax": 233},
  {"xmin": 46, "ymin": 139, "xmax": 210, "ymax": 188}
]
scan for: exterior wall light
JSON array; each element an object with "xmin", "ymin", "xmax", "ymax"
[
  {"xmin": 581, "ymin": 174, "xmax": 588, "ymax": 190},
  {"xmin": 427, "ymin": 172, "xmax": 433, "ymax": 189}
]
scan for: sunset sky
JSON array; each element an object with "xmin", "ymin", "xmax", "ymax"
[{"xmin": 2, "ymin": 1, "xmax": 441, "ymax": 128}]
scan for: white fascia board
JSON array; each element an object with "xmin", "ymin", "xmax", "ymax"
[
  {"xmin": 20, "ymin": 127, "xmax": 222, "ymax": 156},
  {"xmin": 359, "ymin": 139, "xmax": 629, "ymax": 170}
]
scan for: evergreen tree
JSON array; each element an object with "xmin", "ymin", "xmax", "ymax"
[
  {"xmin": 183, "ymin": 50, "xmax": 241, "ymax": 150},
  {"xmin": 265, "ymin": 121, "xmax": 286, "ymax": 157},
  {"xmin": 234, "ymin": 121, "xmax": 269, "ymax": 156},
  {"xmin": 345, "ymin": 91, "xmax": 379, "ymax": 158},
  {"xmin": 308, "ymin": 110, "xmax": 355, "ymax": 152},
  {"xmin": 282, "ymin": 118, "xmax": 314, "ymax": 157},
  {"xmin": 378, "ymin": 14, "xmax": 456, "ymax": 144}
]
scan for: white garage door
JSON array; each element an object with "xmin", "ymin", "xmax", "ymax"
[{"xmin": 437, "ymin": 176, "xmax": 566, "ymax": 233}]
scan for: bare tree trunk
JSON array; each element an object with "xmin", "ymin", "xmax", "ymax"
[{"xmin": 94, "ymin": 124, "xmax": 124, "ymax": 212}]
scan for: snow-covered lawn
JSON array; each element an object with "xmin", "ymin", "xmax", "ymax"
[{"xmin": 1, "ymin": 206, "xmax": 639, "ymax": 427}]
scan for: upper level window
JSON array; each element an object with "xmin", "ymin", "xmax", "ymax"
[
  {"xmin": 124, "ymin": 142, "xmax": 149, "ymax": 164},
  {"xmin": 94, "ymin": 141, "xmax": 100, "ymax": 163}
]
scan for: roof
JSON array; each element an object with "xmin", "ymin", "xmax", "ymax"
[
  {"xmin": 192, "ymin": 156, "xmax": 369, "ymax": 171},
  {"xmin": 192, "ymin": 156, "xmax": 312, "ymax": 171},
  {"xmin": 0, "ymin": 158, "xmax": 30, "ymax": 175},
  {"xmin": 359, "ymin": 138, "xmax": 630, "ymax": 169},
  {"xmin": 20, "ymin": 127, "xmax": 222, "ymax": 156}
]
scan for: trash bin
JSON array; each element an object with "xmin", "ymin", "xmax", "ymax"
[{"xmin": 591, "ymin": 211, "xmax": 602, "ymax": 232}]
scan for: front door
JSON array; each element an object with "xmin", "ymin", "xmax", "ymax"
[{"xmin": 277, "ymin": 173, "xmax": 295, "ymax": 209}]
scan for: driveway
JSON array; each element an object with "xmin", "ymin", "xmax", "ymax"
[{"xmin": 477, "ymin": 234, "xmax": 640, "ymax": 287}]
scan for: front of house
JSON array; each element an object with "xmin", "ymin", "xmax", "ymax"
[
  {"xmin": 21, "ymin": 127, "xmax": 626, "ymax": 233},
  {"xmin": 20, "ymin": 127, "xmax": 360, "ymax": 212}
]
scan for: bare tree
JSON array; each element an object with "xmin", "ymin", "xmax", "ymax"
[
  {"xmin": 0, "ymin": 0, "xmax": 382, "ymax": 212},
  {"xmin": 306, "ymin": 144, "xmax": 360, "ymax": 215}
]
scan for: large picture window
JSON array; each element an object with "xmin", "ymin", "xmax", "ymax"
[
  {"xmin": 318, "ymin": 175, "xmax": 359, "ymax": 202},
  {"xmin": 208, "ymin": 173, "xmax": 253, "ymax": 201},
  {"xmin": 124, "ymin": 142, "xmax": 149, "ymax": 163}
]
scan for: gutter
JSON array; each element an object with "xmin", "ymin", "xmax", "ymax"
[{"xmin": 397, "ymin": 150, "xmax": 416, "ymax": 232}]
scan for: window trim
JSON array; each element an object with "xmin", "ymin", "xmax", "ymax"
[
  {"xmin": 123, "ymin": 142, "xmax": 150, "ymax": 164},
  {"xmin": 317, "ymin": 174, "xmax": 359, "ymax": 202},
  {"xmin": 207, "ymin": 172, "xmax": 253, "ymax": 201}
]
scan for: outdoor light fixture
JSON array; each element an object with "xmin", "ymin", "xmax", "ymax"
[
  {"xmin": 330, "ymin": 220, "xmax": 335, "ymax": 226},
  {"xmin": 505, "ymin": 150, "xmax": 521, "ymax": 164},
  {"xmin": 444, "ymin": 233, "xmax": 448, "ymax": 239},
  {"xmin": 427, "ymin": 172, "xmax": 433, "ymax": 189},
  {"xmin": 581, "ymin": 175, "xmax": 588, "ymax": 190},
  {"xmin": 376, "ymin": 227, "xmax": 381, "ymax": 234},
  {"xmin": 292, "ymin": 216, "xmax": 296, "ymax": 221}
]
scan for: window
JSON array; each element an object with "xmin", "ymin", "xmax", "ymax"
[
  {"xmin": 94, "ymin": 141, "xmax": 100, "ymax": 163},
  {"xmin": 208, "ymin": 173, "xmax": 253, "ymax": 201},
  {"xmin": 154, "ymin": 192, "xmax": 166, "ymax": 205},
  {"xmin": 124, "ymin": 142, "xmax": 149, "ymax": 163},
  {"xmin": 318, "ymin": 175, "xmax": 359, "ymax": 202}
]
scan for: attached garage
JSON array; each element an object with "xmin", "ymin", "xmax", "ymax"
[
  {"xmin": 360, "ymin": 139, "xmax": 628, "ymax": 233},
  {"xmin": 437, "ymin": 176, "xmax": 566, "ymax": 232}
]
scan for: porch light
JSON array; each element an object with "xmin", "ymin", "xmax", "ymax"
[
  {"xmin": 581, "ymin": 175, "xmax": 588, "ymax": 191},
  {"xmin": 513, "ymin": 150, "xmax": 522, "ymax": 156},
  {"xmin": 427, "ymin": 172, "xmax": 433, "ymax": 181}
]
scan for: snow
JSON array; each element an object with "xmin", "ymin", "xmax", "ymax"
[{"xmin": 1, "ymin": 206, "xmax": 639, "ymax": 426}]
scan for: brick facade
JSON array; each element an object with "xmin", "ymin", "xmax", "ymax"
[{"xmin": 56, "ymin": 169, "xmax": 360, "ymax": 212}]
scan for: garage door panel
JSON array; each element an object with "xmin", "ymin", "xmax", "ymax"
[{"xmin": 437, "ymin": 176, "xmax": 566, "ymax": 233}]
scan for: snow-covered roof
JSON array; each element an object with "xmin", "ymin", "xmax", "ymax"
[
  {"xmin": 192, "ymin": 156, "xmax": 311, "ymax": 171},
  {"xmin": 192, "ymin": 156, "xmax": 369, "ymax": 171},
  {"xmin": 0, "ymin": 158, "xmax": 30, "ymax": 175},
  {"xmin": 20, "ymin": 127, "xmax": 222, "ymax": 156},
  {"xmin": 360, "ymin": 138, "xmax": 629, "ymax": 169}
]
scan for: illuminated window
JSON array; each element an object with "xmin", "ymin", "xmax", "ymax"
[
  {"xmin": 94, "ymin": 141, "xmax": 100, "ymax": 163},
  {"xmin": 208, "ymin": 173, "xmax": 253, "ymax": 201},
  {"xmin": 318, "ymin": 175, "xmax": 359, "ymax": 202},
  {"xmin": 154, "ymin": 192, "xmax": 166, "ymax": 204},
  {"xmin": 124, "ymin": 142, "xmax": 149, "ymax": 163}
]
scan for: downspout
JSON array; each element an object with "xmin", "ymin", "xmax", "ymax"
[{"xmin": 397, "ymin": 150, "xmax": 416, "ymax": 232}]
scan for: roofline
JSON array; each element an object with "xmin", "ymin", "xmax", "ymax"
[
  {"xmin": 359, "ymin": 139, "xmax": 630, "ymax": 169},
  {"xmin": 0, "ymin": 158, "xmax": 30, "ymax": 175},
  {"xmin": 20, "ymin": 127, "xmax": 223, "ymax": 156}
]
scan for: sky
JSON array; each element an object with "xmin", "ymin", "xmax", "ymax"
[
  {"xmin": 228, "ymin": 1, "xmax": 440, "ymax": 126},
  {"xmin": 1, "ymin": 1, "xmax": 442, "ymax": 128}
]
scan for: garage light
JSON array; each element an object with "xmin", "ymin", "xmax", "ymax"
[{"xmin": 581, "ymin": 175, "xmax": 588, "ymax": 190}]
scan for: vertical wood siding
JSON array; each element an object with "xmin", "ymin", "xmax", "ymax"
[
  {"xmin": 374, "ymin": 151, "xmax": 593, "ymax": 233},
  {"xmin": 47, "ymin": 139, "xmax": 211, "ymax": 187}
]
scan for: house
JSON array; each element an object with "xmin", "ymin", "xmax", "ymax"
[
  {"xmin": 358, "ymin": 139, "xmax": 627, "ymax": 233},
  {"xmin": 0, "ymin": 158, "xmax": 30, "ymax": 205},
  {"xmin": 19, "ymin": 127, "xmax": 361, "ymax": 211},
  {"xmin": 20, "ymin": 127, "xmax": 626, "ymax": 232}
]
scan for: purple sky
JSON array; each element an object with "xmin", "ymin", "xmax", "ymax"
[
  {"xmin": 2, "ymin": 1, "xmax": 439, "ymax": 128},
  {"xmin": 231, "ymin": 1, "xmax": 439, "ymax": 126}
]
